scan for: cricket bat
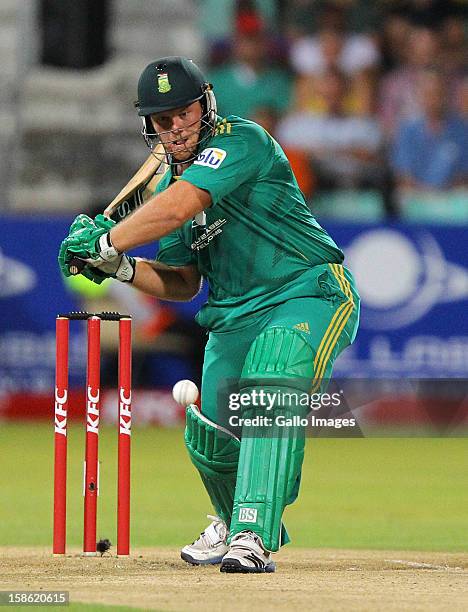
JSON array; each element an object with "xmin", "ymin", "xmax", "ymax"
[
  {"xmin": 69, "ymin": 143, "xmax": 168, "ymax": 274},
  {"xmin": 104, "ymin": 142, "xmax": 168, "ymax": 221}
]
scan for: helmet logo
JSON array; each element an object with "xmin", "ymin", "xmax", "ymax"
[{"xmin": 157, "ymin": 73, "xmax": 171, "ymax": 93}]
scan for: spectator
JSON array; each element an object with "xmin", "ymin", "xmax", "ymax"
[
  {"xmin": 379, "ymin": 25, "xmax": 463, "ymax": 137},
  {"xmin": 290, "ymin": 21, "xmax": 380, "ymax": 78},
  {"xmin": 458, "ymin": 77, "xmax": 468, "ymax": 119},
  {"xmin": 284, "ymin": 0, "xmax": 382, "ymax": 39},
  {"xmin": 379, "ymin": 10, "xmax": 413, "ymax": 73},
  {"xmin": 391, "ymin": 69, "xmax": 467, "ymax": 191},
  {"xmin": 198, "ymin": 0, "xmax": 278, "ymax": 46},
  {"xmin": 440, "ymin": 15, "xmax": 466, "ymax": 76},
  {"xmin": 289, "ymin": 4, "xmax": 379, "ymax": 116},
  {"xmin": 401, "ymin": 0, "xmax": 459, "ymax": 29},
  {"xmin": 207, "ymin": 12, "xmax": 292, "ymax": 119},
  {"xmin": 293, "ymin": 48, "xmax": 376, "ymax": 116},
  {"xmin": 277, "ymin": 69, "xmax": 390, "ymax": 200}
]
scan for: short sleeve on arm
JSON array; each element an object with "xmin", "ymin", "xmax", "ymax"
[
  {"xmin": 179, "ymin": 123, "xmax": 267, "ymax": 201},
  {"xmin": 156, "ymin": 230, "xmax": 195, "ymax": 267}
]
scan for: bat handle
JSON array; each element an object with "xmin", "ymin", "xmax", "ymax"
[{"xmin": 68, "ymin": 257, "xmax": 87, "ymax": 275}]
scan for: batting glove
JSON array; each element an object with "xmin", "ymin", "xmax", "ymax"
[{"xmin": 90, "ymin": 254, "xmax": 137, "ymax": 283}]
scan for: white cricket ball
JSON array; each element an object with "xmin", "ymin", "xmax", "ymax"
[{"xmin": 172, "ymin": 379, "xmax": 199, "ymax": 406}]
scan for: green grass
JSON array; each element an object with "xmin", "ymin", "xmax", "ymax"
[
  {"xmin": 1, "ymin": 423, "xmax": 467, "ymax": 552},
  {"xmin": 10, "ymin": 606, "xmax": 145, "ymax": 612}
]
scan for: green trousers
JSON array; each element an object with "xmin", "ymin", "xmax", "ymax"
[
  {"xmin": 201, "ymin": 263, "xmax": 360, "ymax": 425},
  {"xmin": 194, "ymin": 263, "xmax": 360, "ymax": 547}
]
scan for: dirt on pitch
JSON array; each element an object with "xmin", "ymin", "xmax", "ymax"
[{"xmin": 1, "ymin": 547, "xmax": 467, "ymax": 612}]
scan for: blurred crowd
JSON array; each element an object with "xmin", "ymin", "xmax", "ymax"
[{"xmin": 199, "ymin": 0, "xmax": 467, "ymax": 218}]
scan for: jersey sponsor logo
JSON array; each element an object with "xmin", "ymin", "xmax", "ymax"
[
  {"xmin": 194, "ymin": 147, "xmax": 226, "ymax": 169},
  {"xmin": 191, "ymin": 218, "xmax": 227, "ymax": 251},
  {"xmin": 238, "ymin": 508, "xmax": 257, "ymax": 523}
]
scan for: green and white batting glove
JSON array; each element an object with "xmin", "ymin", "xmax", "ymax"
[
  {"xmin": 58, "ymin": 242, "xmax": 136, "ymax": 284},
  {"xmin": 63, "ymin": 214, "xmax": 118, "ymax": 266},
  {"xmin": 68, "ymin": 213, "xmax": 99, "ymax": 235},
  {"xmin": 66, "ymin": 226, "xmax": 119, "ymax": 265},
  {"xmin": 89, "ymin": 254, "xmax": 137, "ymax": 283},
  {"xmin": 58, "ymin": 213, "xmax": 135, "ymax": 283}
]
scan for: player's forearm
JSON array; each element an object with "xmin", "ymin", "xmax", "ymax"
[
  {"xmin": 109, "ymin": 181, "xmax": 210, "ymax": 252},
  {"xmin": 131, "ymin": 259, "xmax": 202, "ymax": 301}
]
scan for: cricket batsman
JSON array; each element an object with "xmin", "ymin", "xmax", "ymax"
[{"xmin": 58, "ymin": 56, "xmax": 360, "ymax": 573}]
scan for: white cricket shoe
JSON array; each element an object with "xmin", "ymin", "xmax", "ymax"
[
  {"xmin": 181, "ymin": 515, "xmax": 229, "ymax": 565},
  {"xmin": 220, "ymin": 530, "xmax": 276, "ymax": 573}
]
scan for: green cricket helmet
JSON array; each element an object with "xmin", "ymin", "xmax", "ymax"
[{"xmin": 135, "ymin": 56, "xmax": 217, "ymax": 162}]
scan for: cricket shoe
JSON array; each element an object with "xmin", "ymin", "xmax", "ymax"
[
  {"xmin": 181, "ymin": 515, "xmax": 229, "ymax": 565},
  {"xmin": 220, "ymin": 531, "xmax": 276, "ymax": 573}
]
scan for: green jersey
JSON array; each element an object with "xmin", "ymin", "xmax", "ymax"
[{"xmin": 156, "ymin": 115, "xmax": 344, "ymax": 331}]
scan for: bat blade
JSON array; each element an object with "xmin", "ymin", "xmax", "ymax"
[
  {"xmin": 103, "ymin": 144, "xmax": 168, "ymax": 220},
  {"xmin": 68, "ymin": 145, "xmax": 168, "ymax": 278}
]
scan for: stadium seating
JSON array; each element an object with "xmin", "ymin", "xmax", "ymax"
[{"xmin": 4, "ymin": 0, "xmax": 202, "ymax": 212}]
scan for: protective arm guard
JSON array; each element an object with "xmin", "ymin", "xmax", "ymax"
[
  {"xmin": 229, "ymin": 327, "xmax": 315, "ymax": 552},
  {"xmin": 184, "ymin": 405, "xmax": 240, "ymax": 527}
]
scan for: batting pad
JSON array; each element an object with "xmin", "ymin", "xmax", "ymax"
[
  {"xmin": 230, "ymin": 327, "xmax": 315, "ymax": 552},
  {"xmin": 185, "ymin": 405, "xmax": 240, "ymax": 527}
]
